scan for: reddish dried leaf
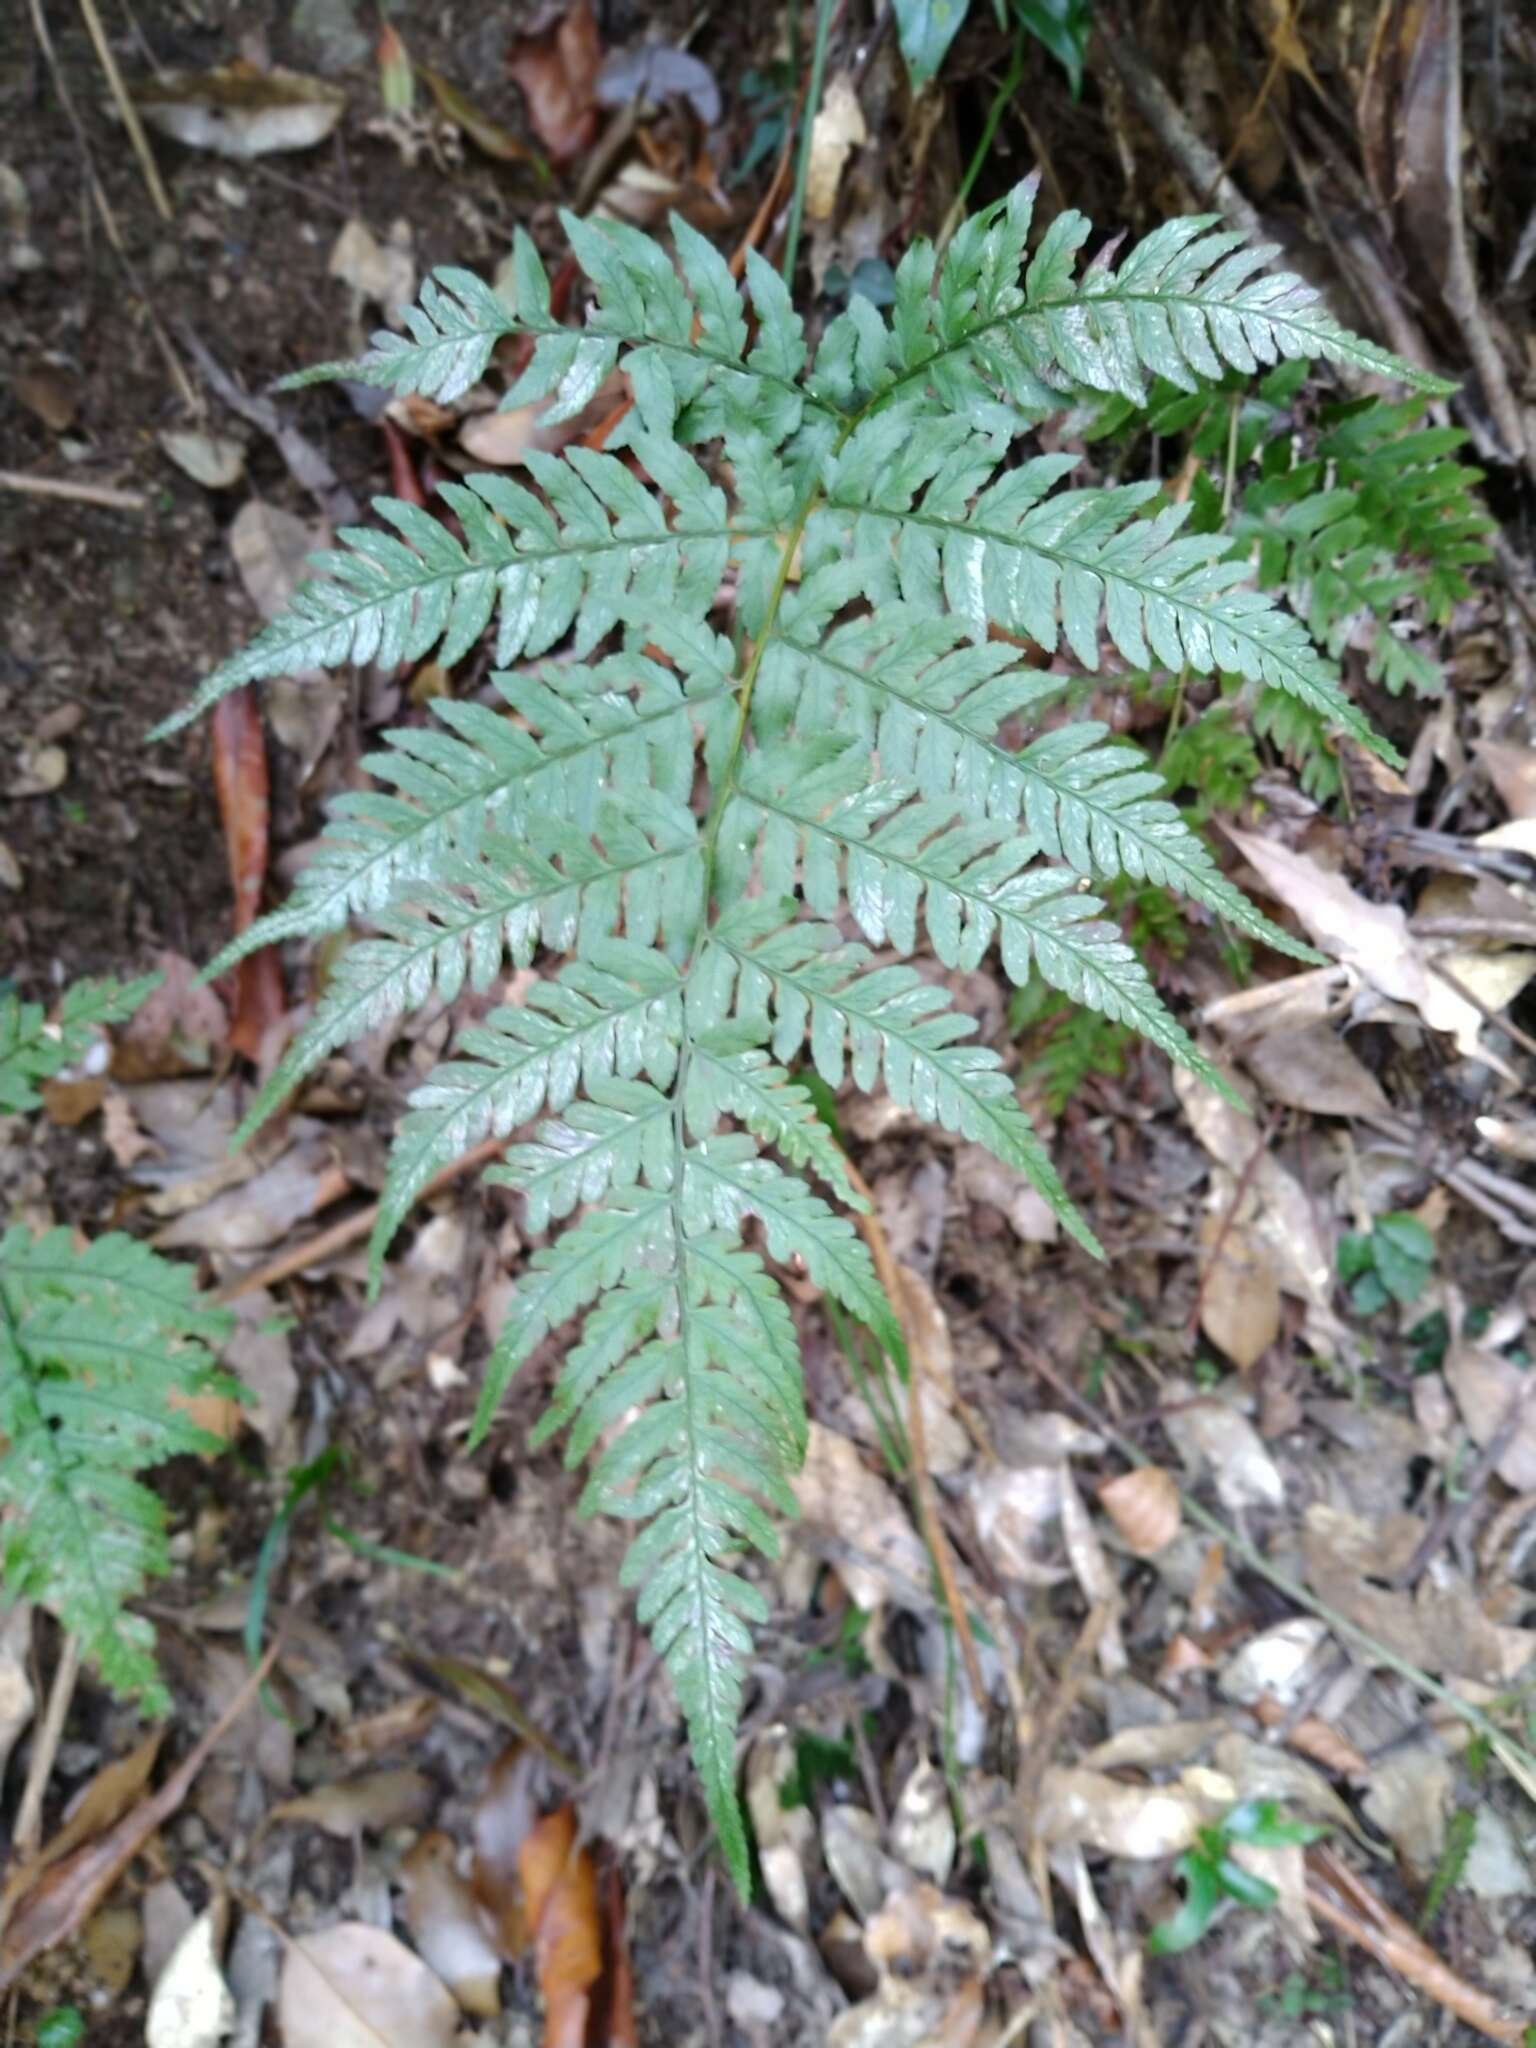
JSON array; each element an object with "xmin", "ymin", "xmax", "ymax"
[
  {"xmin": 380, "ymin": 417, "xmax": 428, "ymax": 508},
  {"xmin": 518, "ymin": 1806, "xmax": 602, "ymax": 2048},
  {"xmin": 210, "ymin": 686, "xmax": 283, "ymax": 1060},
  {"xmin": 600, "ymin": 1862, "xmax": 638, "ymax": 2048},
  {"xmin": 507, "ymin": 0, "xmax": 603, "ymax": 163}
]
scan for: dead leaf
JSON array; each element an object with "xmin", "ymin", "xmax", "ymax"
[
  {"xmin": 14, "ymin": 364, "xmax": 79, "ymax": 432},
  {"xmin": 472, "ymin": 1743, "xmax": 538, "ymax": 1957},
  {"xmin": 212, "ymin": 686, "xmax": 285, "ymax": 1062},
  {"xmin": 890, "ymin": 1758, "xmax": 955, "ymax": 1886},
  {"xmin": 1198, "ymin": 1209, "xmax": 1281, "ymax": 1371},
  {"xmin": 267, "ymin": 1767, "xmax": 434, "ymax": 1839},
  {"xmin": 1035, "ymin": 1767, "xmax": 1217, "ymax": 1858},
  {"xmin": 1363, "ymin": 1745, "xmax": 1452, "ymax": 1878},
  {"xmin": 507, "ymin": 0, "xmax": 603, "ymax": 163},
  {"xmin": 1097, "ymin": 1466, "xmax": 1180, "ymax": 1557},
  {"xmin": 10, "ymin": 740, "xmax": 66, "ymax": 796},
  {"xmin": 746, "ymin": 1728, "xmax": 814, "ymax": 1930},
  {"xmin": 822, "ymin": 1805, "xmax": 904, "ymax": 1920},
  {"xmin": 101, "ymin": 1088, "xmax": 157, "ymax": 1167},
  {"xmin": 400, "ymin": 1831, "xmax": 503, "ymax": 2017},
  {"xmin": 146, "ymin": 1909, "xmax": 234, "ymax": 2048},
  {"xmin": 338, "ymin": 1693, "xmax": 440, "ymax": 1760},
  {"xmin": 831, "ymin": 1885, "xmax": 989, "ymax": 2048},
  {"xmin": 135, "ymin": 66, "xmax": 345, "ymax": 159},
  {"xmin": 328, "ymin": 218, "xmax": 417, "ymax": 327},
  {"xmin": 791, "ymin": 1422, "xmax": 930, "ymax": 1611},
  {"xmin": 40, "ymin": 1075, "xmax": 105, "ymax": 1127},
  {"xmin": 277, "ymin": 1922, "xmax": 457, "ymax": 2048},
  {"xmin": 1220, "ymin": 1617, "xmax": 1329, "ymax": 1706},
  {"xmin": 0, "ymin": 1652, "xmax": 271, "ymax": 1991},
  {"xmin": 596, "ymin": 43, "xmax": 720, "ymax": 124},
  {"xmin": 1058, "ymin": 1462, "xmax": 1126, "ymax": 1674},
  {"xmin": 1160, "ymin": 1386, "xmax": 1285, "ymax": 1512},
  {"xmin": 159, "ymin": 430, "xmax": 246, "ymax": 489},
  {"xmin": 229, "ymin": 499, "xmax": 329, "ymax": 628},
  {"xmin": 518, "ymin": 1806, "xmax": 603, "ymax": 2048},
  {"xmin": 1240, "ymin": 1019, "xmax": 1391, "ymax": 1118},
  {"xmin": 807, "ymin": 73, "xmax": 866, "ymax": 221},
  {"xmin": 1476, "ymin": 739, "xmax": 1536, "ymax": 821},
  {"xmin": 117, "ymin": 954, "xmax": 229, "ymax": 1076},
  {"xmin": 970, "ymin": 1465, "xmax": 1066, "ymax": 1586},
  {"xmin": 951, "ymin": 1143, "xmax": 1059, "ymax": 1242},
  {"xmin": 1224, "ymin": 826, "xmax": 1492, "ymax": 1059},
  {"xmin": 420, "ymin": 66, "xmax": 543, "ymax": 167},
  {"xmin": 225, "ymin": 1290, "xmax": 298, "ymax": 1447}
]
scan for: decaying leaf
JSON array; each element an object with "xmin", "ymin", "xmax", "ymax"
[
  {"xmin": 1035, "ymin": 1766, "xmax": 1222, "ymax": 1859},
  {"xmin": 328, "ymin": 219, "xmax": 417, "ymax": 328},
  {"xmin": 518, "ymin": 1806, "xmax": 603, "ymax": 2048},
  {"xmin": 146, "ymin": 1909, "xmax": 235, "ymax": 2048},
  {"xmin": 1059, "ymin": 1462, "xmax": 1126, "ymax": 1674},
  {"xmin": 970, "ymin": 1465, "xmax": 1067, "ymax": 1586},
  {"xmin": 1362, "ymin": 1745, "xmax": 1453, "ymax": 1877},
  {"xmin": 830, "ymin": 1884, "xmax": 989, "ymax": 2048},
  {"xmin": 267, "ymin": 1767, "xmax": 435, "ymax": 1839},
  {"xmin": 890, "ymin": 1757, "xmax": 955, "ymax": 1887},
  {"xmin": 1198, "ymin": 1209, "xmax": 1282, "ymax": 1371},
  {"xmin": 159, "ymin": 430, "xmax": 247, "ymax": 489},
  {"xmin": 400, "ymin": 1831, "xmax": 503, "ymax": 2017},
  {"xmin": 806, "ymin": 73, "xmax": 866, "ymax": 221},
  {"xmin": 472, "ymin": 1744, "xmax": 537, "ymax": 1957},
  {"xmin": 792, "ymin": 1422, "xmax": 930, "ymax": 1611},
  {"xmin": 746, "ymin": 1727, "xmax": 815, "ymax": 1931},
  {"xmin": 507, "ymin": 0, "xmax": 603, "ymax": 163},
  {"xmin": 822, "ymin": 1805, "xmax": 904, "ymax": 1921},
  {"xmin": 277, "ymin": 1922, "xmax": 457, "ymax": 2048},
  {"xmin": 1446, "ymin": 1334, "xmax": 1536, "ymax": 1490},
  {"xmin": 1160, "ymin": 1386, "xmax": 1285, "ymax": 1513},
  {"xmin": 1220, "ymin": 1618, "xmax": 1330, "ymax": 1707},
  {"xmin": 1098, "ymin": 1466, "xmax": 1181, "ymax": 1557}
]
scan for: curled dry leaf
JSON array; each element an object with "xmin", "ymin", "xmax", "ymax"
[
  {"xmin": 791, "ymin": 1422, "xmax": 930, "ymax": 1612},
  {"xmin": 400, "ymin": 1831, "xmax": 503, "ymax": 2017},
  {"xmin": 277, "ymin": 1922, "xmax": 457, "ymax": 2048},
  {"xmin": 266, "ymin": 1767, "xmax": 435, "ymax": 1839},
  {"xmin": 807, "ymin": 73, "xmax": 866, "ymax": 221},
  {"xmin": 1058, "ymin": 1462, "xmax": 1127, "ymax": 1675},
  {"xmin": 970, "ymin": 1464, "xmax": 1065, "ymax": 1587},
  {"xmin": 1097, "ymin": 1466, "xmax": 1181, "ymax": 1557},
  {"xmin": 1446, "ymin": 1335, "xmax": 1536, "ymax": 1491},
  {"xmin": 822, "ymin": 1805, "xmax": 904, "ymax": 1921},
  {"xmin": 1220, "ymin": 1617, "xmax": 1329, "ymax": 1707},
  {"xmin": 1160, "ymin": 1385, "xmax": 1285, "ymax": 1512}
]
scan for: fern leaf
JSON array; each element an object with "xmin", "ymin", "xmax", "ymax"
[
  {"xmin": 372, "ymin": 940, "xmax": 684, "ymax": 1271},
  {"xmin": 0, "ymin": 1228, "xmax": 235, "ymax": 1705},
  {"xmin": 152, "ymin": 455, "xmax": 735, "ymax": 737},
  {"xmin": 0, "ymin": 975, "xmax": 159, "ymax": 1114}
]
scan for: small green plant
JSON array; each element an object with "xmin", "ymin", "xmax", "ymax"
[
  {"xmin": 1148, "ymin": 1799, "xmax": 1327, "ymax": 1956},
  {"xmin": 1257, "ymin": 1956, "xmax": 1351, "ymax": 2021},
  {"xmin": 894, "ymin": 0, "xmax": 1095, "ymax": 97},
  {"xmin": 1337, "ymin": 1211, "xmax": 1435, "ymax": 1314},
  {"xmin": 0, "ymin": 978, "xmax": 237, "ymax": 1705},
  {"xmin": 153, "ymin": 173, "xmax": 1447, "ymax": 1892}
]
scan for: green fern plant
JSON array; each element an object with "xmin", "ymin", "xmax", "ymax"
[
  {"xmin": 153, "ymin": 178, "xmax": 1447, "ymax": 1891},
  {"xmin": 0, "ymin": 979, "xmax": 237, "ymax": 1707}
]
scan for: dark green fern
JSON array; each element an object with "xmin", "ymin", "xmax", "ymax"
[{"xmin": 153, "ymin": 177, "xmax": 1448, "ymax": 1891}]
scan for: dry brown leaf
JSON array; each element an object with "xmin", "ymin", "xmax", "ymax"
[
  {"xmin": 791, "ymin": 1422, "xmax": 929, "ymax": 1611},
  {"xmin": 890, "ymin": 1758, "xmax": 955, "ymax": 1887},
  {"xmin": 1198, "ymin": 1209, "xmax": 1281, "ymax": 1371},
  {"xmin": 1362, "ymin": 1745, "xmax": 1453, "ymax": 1878},
  {"xmin": 400, "ymin": 1831, "xmax": 503, "ymax": 2017},
  {"xmin": 970, "ymin": 1465, "xmax": 1064, "ymax": 1587},
  {"xmin": 518, "ymin": 1806, "xmax": 603, "ymax": 2048},
  {"xmin": 831, "ymin": 1886, "xmax": 989, "ymax": 2048},
  {"xmin": 1476, "ymin": 739, "xmax": 1536, "ymax": 820},
  {"xmin": 1445, "ymin": 1336, "xmax": 1536, "ymax": 1490},
  {"xmin": 1224, "ymin": 826, "xmax": 1490, "ymax": 1057},
  {"xmin": 1081, "ymin": 1720, "xmax": 1224, "ymax": 1772},
  {"xmin": 806, "ymin": 73, "xmax": 866, "ymax": 220},
  {"xmin": 507, "ymin": 0, "xmax": 603, "ymax": 163},
  {"xmin": 1160, "ymin": 1387, "xmax": 1285, "ymax": 1512},
  {"xmin": 337, "ymin": 1694, "xmax": 439, "ymax": 1760},
  {"xmin": 822, "ymin": 1806, "xmax": 903, "ymax": 1921},
  {"xmin": 0, "ymin": 1653, "xmax": 271, "ymax": 1991},
  {"xmin": 277, "ymin": 1922, "xmax": 457, "ymax": 2048},
  {"xmin": 1097, "ymin": 1466, "xmax": 1180, "ymax": 1557},
  {"xmin": 328, "ymin": 218, "xmax": 417, "ymax": 328},
  {"xmin": 1238, "ymin": 1020, "xmax": 1391, "ymax": 1118},
  {"xmin": 267, "ymin": 1767, "xmax": 434, "ymax": 1839}
]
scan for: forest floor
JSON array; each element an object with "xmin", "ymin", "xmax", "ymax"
[{"xmin": 5, "ymin": 2, "xmax": 1536, "ymax": 2045}]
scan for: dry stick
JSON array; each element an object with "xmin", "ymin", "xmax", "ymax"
[
  {"xmin": 0, "ymin": 470, "xmax": 147, "ymax": 511},
  {"xmin": 74, "ymin": 0, "xmax": 172, "ymax": 221},
  {"xmin": 10, "ymin": 1638, "xmax": 81, "ymax": 1865},
  {"xmin": 1016, "ymin": 1340, "xmax": 1536, "ymax": 1805},
  {"xmin": 1306, "ymin": 1845, "xmax": 1524, "ymax": 2045},
  {"xmin": 842, "ymin": 1158, "xmax": 987, "ymax": 1708},
  {"xmin": 1428, "ymin": 956, "xmax": 1536, "ymax": 1064},
  {"xmin": 214, "ymin": 1133, "xmax": 509, "ymax": 1304}
]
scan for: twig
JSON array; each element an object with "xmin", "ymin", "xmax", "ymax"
[
  {"xmin": 1429, "ymin": 958, "xmax": 1536, "ymax": 1064},
  {"xmin": 11, "ymin": 1637, "xmax": 81, "ymax": 1864},
  {"xmin": 0, "ymin": 470, "xmax": 146, "ymax": 512},
  {"xmin": 74, "ymin": 0, "xmax": 172, "ymax": 220},
  {"xmin": 1305, "ymin": 1845, "xmax": 1524, "ymax": 2043},
  {"xmin": 215, "ymin": 1133, "xmax": 509, "ymax": 1303},
  {"xmin": 843, "ymin": 1160, "xmax": 987, "ymax": 1707}
]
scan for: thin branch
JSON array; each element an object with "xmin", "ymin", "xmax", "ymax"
[
  {"xmin": 11, "ymin": 1635, "xmax": 81, "ymax": 1863},
  {"xmin": 0, "ymin": 471, "xmax": 146, "ymax": 512}
]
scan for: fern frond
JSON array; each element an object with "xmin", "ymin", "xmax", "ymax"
[
  {"xmin": 0, "ymin": 975, "xmax": 159, "ymax": 1113},
  {"xmin": 151, "ymin": 451, "xmax": 734, "ymax": 738},
  {"xmin": 0, "ymin": 1228, "xmax": 235, "ymax": 1705},
  {"xmin": 164, "ymin": 174, "xmax": 1450, "ymax": 1887}
]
